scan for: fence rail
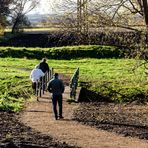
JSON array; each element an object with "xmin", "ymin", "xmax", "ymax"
[
  {"xmin": 70, "ymin": 68, "xmax": 79, "ymax": 100},
  {"xmin": 35, "ymin": 67, "xmax": 79, "ymax": 101},
  {"xmin": 35, "ymin": 68, "xmax": 54, "ymax": 100}
]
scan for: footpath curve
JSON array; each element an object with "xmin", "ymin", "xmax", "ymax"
[{"xmin": 20, "ymin": 87, "xmax": 148, "ymax": 148}]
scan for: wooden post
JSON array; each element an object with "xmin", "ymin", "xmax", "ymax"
[
  {"xmin": 77, "ymin": 0, "xmax": 88, "ymax": 35},
  {"xmin": 70, "ymin": 68, "xmax": 79, "ymax": 100},
  {"xmin": 36, "ymin": 80, "xmax": 39, "ymax": 99},
  {"xmin": 47, "ymin": 72, "xmax": 49, "ymax": 82},
  {"xmin": 42, "ymin": 76, "xmax": 44, "ymax": 94},
  {"xmin": 45, "ymin": 73, "xmax": 47, "ymax": 91},
  {"xmin": 34, "ymin": 67, "xmax": 55, "ymax": 99},
  {"xmin": 39, "ymin": 79, "xmax": 42, "ymax": 97},
  {"xmin": 51, "ymin": 68, "xmax": 54, "ymax": 78}
]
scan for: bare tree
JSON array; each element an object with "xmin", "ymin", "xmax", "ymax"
[
  {"xmin": 49, "ymin": 0, "xmax": 148, "ymax": 31},
  {"xmin": 89, "ymin": 0, "xmax": 148, "ymax": 30},
  {"xmin": 0, "ymin": 0, "xmax": 12, "ymax": 34},
  {"xmin": 90, "ymin": 0, "xmax": 148, "ymax": 73},
  {"xmin": 9, "ymin": 0, "xmax": 39, "ymax": 33},
  {"xmin": 49, "ymin": 0, "xmax": 89, "ymax": 33}
]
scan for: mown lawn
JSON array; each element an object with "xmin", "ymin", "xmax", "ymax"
[{"xmin": 0, "ymin": 57, "xmax": 147, "ymax": 111}]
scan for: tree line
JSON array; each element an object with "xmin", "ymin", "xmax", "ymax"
[{"xmin": 1, "ymin": 0, "xmax": 148, "ymax": 33}]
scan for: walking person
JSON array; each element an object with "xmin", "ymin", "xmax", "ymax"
[
  {"xmin": 38, "ymin": 58, "xmax": 49, "ymax": 74},
  {"xmin": 30, "ymin": 65, "xmax": 45, "ymax": 94},
  {"xmin": 38, "ymin": 58, "xmax": 50, "ymax": 90},
  {"xmin": 47, "ymin": 73, "xmax": 65, "ymax": 120}
]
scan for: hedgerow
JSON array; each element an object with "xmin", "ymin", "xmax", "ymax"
[{"xmin": 0, "ymin": 45, "xmax": 131, "ymax": 59}]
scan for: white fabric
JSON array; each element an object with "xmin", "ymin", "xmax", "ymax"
[{"xmin": 30, "ymin": 69, "xmax": 44, "ymax": 82}]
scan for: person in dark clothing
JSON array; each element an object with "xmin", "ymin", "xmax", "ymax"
[
  {"xmin": 38, "ymin": 58, "xmax": 49, "ymax": 90},
  {"xmin": 47, "ymin": 73, "xmax": 65, "ymax": 120},
  {"xmin": 38, "ymin": 58, "xmax": 49, "ymax": 73}
]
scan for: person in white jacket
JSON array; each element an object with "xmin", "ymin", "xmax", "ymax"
[{"xmin": 30, "ymin": 65, "xmax": 45, "ymax": 94}]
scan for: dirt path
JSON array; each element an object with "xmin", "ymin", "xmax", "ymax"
[{"xmin": 20, "ymin": 87, "xmax": 148, "ymax": 148}]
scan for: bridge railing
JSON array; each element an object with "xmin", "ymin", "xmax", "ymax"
[
  {"xmin": 35, "ymin": 68, "xmax": 54, "ymax": 100},
  {"xmin": 35, "ymin": 67, "xmax": 79, "ymax": 101},
  {"xmin": 70, "ymin": 68, "xmax": 79, "ymax": 100}
]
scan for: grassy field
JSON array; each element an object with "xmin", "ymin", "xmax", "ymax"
[
  {"xmin": 4, "ymin": 27, "xmax": 59, "ymax": 33},
  {"xmin": 0, "ymin": 57, "xmax": 147, "ymax": 111},
  {"xmin": 50, "ymin": 58, "xmax": 148, "ymax": 102}
]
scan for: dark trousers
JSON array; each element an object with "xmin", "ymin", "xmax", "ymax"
[
  {"xmin": 32, "ymin": 82, "xmax": 36, "ymax": 94},
  {"xmin": 40, "ymin": 76, "xmax": 46, "ymax": 90},
  {"xmin": 52, "ymin": 94, "xmax": 63, "ymax": 118}
]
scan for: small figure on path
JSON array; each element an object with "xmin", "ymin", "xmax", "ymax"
[
  {"xmin": 38, "ymin": 58, "xmax": 50, "ymax": 90},
  {"xmin": 30, "ymin": 65, "xmax": 45, "ymax": 94},
  {"xmin": 47, "ymin": 73, "xmax": 65, "ymax": 120},
  {"xmin": 38, "ymin": 58, "xmax": 49, "ymax": 74}
]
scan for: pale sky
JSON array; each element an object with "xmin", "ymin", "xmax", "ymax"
[
  {"xmin": 28, "ymin": 0, "xmax": 50, "ymax": 14},
  {"xmin": 28, "ymin": 0, "xmax": 64, "ymax": 14}
]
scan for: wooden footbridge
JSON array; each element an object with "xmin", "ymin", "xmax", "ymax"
[{"xmin": 35, "ymin": 67, "xmax": 80, "ymax": 101}]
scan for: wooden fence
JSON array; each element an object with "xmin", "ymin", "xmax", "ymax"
[
  {"xmin": 35, "ymin": 67, "xmax": 79, "ymax": 101},
  {"xmin": 35, "ymin": 68, "xmax": 54, "ymax": 100},
  {"xmin": 70, "ymin": 68, "xmax": 79, "ymax": 100}
]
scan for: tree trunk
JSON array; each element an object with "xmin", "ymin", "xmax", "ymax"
[
  {"xmin": 11, "ymin": 16, "xmax": 20, "ymax": 34},
  {"xmin": 142, "ymin": 0, "xmax": 148, "ymax": 28}
]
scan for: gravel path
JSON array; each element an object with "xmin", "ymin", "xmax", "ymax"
[{"xmin": 20, "ymin": 87, "xmax": 148, "ymax": 148}]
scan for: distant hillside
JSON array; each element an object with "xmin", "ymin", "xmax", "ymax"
[
  {"xmin": 27, "ymin": 14, "xmax": 49, "ymax": 24},
  {"xmin": 26, "ymin": 13, "xmax": 61, "ymax": 25}
]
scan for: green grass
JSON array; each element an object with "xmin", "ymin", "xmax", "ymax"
[
  {"xmin": 0, "ymin": 58, "xmax": 34, "ymax": 112},
  {"xmin": 0, "ymin": 57, "xmax": 147, "ymax": 112},
  {"xmin": 48, "ymin": 58, "xmax": 147, "ymax": 102},
  {"xmin": 0, "ymin": 92, "xmax": 25, "ymax": 112},
  {"xmin": 0, "ymin": 45, "xmax": 147, "ymax": 111},
  {"xmin": 4, "ymin": 27, "xmax": 59, "ymax": 32}
]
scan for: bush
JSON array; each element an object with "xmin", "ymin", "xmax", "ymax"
[{"xmin": 0, "ymin": 45, "xmax": 130, "ymax": 59}]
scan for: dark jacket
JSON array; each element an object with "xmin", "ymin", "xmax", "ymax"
[
  {"xmin": 48, "ymin": 77, "xmax": 65, "ymax": 95},
  {"xmin": 38, "ymin": 62, "xmax": 49, "ymax": 73}
]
